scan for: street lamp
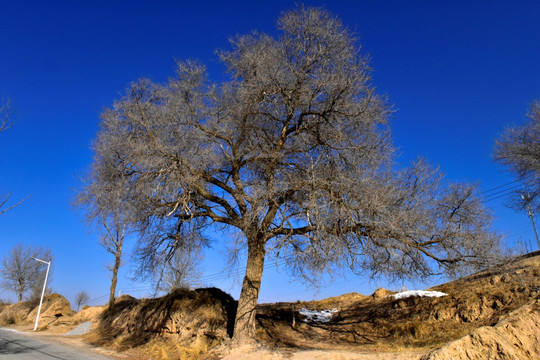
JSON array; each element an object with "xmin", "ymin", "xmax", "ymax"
[
  {"xmin": 30, "ymin": 257, "xmax": 51, "ymax": 331},
  {"xmin": 521, "ymin": 193, "xmax": 540, "ymax": 249}
]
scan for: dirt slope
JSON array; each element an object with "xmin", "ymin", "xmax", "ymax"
[
  {"xmin": 4, "ymin": 252, "xmax": 535, "ymax": 359},
  {"xmin": 73, "ymin": 305, "xmax": 106, "ymax": 323},
  {"xmin": 26, "ymin": 293, "xmax": 73, "ymax": 324},
  {"xmin": 422, "ymin": 299, "xmax": 540, "ymax": 360},
  {"xmin": 256, "ymin": 251, "xmax": 540, "ymax": 353},
  {"xmin": 86, "ymin": 287, "xmax": 236, "ymax": 359},
  {"xmin": 78, "ymin": 252, "xmax": 540, "ymax": 359},
  {"xmin": 0, "ymin": 294, "xmax": 73, "ymax": 327}
]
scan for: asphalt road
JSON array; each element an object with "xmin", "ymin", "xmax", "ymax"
[{"xmin": 0, "ymin": 328, "xmax": 113, "ymax": 360}]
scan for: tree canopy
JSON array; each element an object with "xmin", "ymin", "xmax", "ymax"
[
  {"xmin": 80, "ymin": 7, "xmax": 500, "ymax": 340},
  {"xmin": 1, "ymin": 243, "xmax": 53, "ymax": 302},
  {"xmin": 495, "ymin": 101, "xmax": 540, "ymax": 212}
]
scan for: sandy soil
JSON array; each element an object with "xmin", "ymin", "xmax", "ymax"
[{"xmin": 218, "ymin": 344, "xmax": 425, "ymax": 360}]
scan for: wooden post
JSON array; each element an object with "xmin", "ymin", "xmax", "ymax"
[{"xmin": 291, "ymin": 304, "xmax": 296, "ymax": 329}]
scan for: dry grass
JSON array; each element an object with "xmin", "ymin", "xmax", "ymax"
[
  {"xmin": 131, "ymin": 336, "xmax": 219, "ymax": 360},
  {"xmin": 67, "ymin": 252, "xmax": 540, "ymax": 359},
  {"xmin": 305, "ymin": 292, "xmax": 368, "ymax": 308},
  {"xmin": 87, "ymin": 287, "xmax": 236, "ymax": 358},
  {"xmin": 0, "ymin": 301, "xmax": 33, "ymax": 326},
  {"xmin": 256, "ymin": 252, "xmax": 540, "ymax": 352}
]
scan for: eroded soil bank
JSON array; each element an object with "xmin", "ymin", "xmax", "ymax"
[{"xmin": 1, "ymin": 252, "xmax": 539, "ymax": 359}]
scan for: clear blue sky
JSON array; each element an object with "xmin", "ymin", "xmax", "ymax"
[{"xmin": 0, "ymin": 0, "xmax": 539, "ymax": 306}]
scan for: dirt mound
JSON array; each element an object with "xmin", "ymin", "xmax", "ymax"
[
  {"xmin": 0, "ymin": 301, "xmax": 34, "ymax": 325},
  {"xmin": 306, "ymin": 292, "xmax": 368, "ymax": 308},
  {"xmin": 257, "ymin": 252, "xmax": 540, "ymax": 352},
  {"xmin": 90, "ymin": 287, "xmax": 237, "ymax": 352},
  {"xmin": 114, "ymin": 294, "xmax": 136, "ymax": 303},
  {"xmin": 73, "ymin": 305, "xmax": 105, "ymax": 323},
  {"xmin": 26, "ymin": 294, "xmax": 73, "ymax": 325},
  {"xmin": 0, "ymin": 301, "xmax": 9, "ymax": 312},
  {"xmin": 0, "ymin": 294, "xmax": 72, "ymax": 328},
  {"xmin": 422, "ymin": 300, "xmax": 540, "ymax": 359},
  {"xmin": 372, "ymin": 288, "xmax": 394, "ymax": 299}
]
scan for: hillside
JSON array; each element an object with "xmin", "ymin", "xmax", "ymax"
[
  {"xmin": 255, "ymin": 252, "xmax": 540, "ymax": 353},
  {"xmin": 1, "ymin": 251, "xmax": 539, "ymax": 359}
]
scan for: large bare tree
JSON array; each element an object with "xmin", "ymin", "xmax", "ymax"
[
  {"xmin": 495, "ymin": 101, "xmax": 540, "ymax": 212},
  {"xmin": 81, "ymin": 7, "xmax": 500, "ymax": 341},
  {"xmin": 1, "ymin": 243, "xmax": 53, "ymax": 302}
]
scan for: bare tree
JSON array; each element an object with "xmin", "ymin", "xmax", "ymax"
[
  {"xmin": 75, "ymin": 185, "xmax": 129, "ymax": 308},
  {"xmin": 0, "ymin": 99, "xmax": 11, "ymax": 133},
  {"xmin": 495, "ymin": 101, "xmax": 540, "ymax": 212},
  {"xmin": 75, "ymin": 291, "xmax": 90, "ymax": 311},
  {"xmin": 82, "ymin": 7, "xmax": 500, "ymax": 341},
  {"xmin": 1, "ymin": 243, "xmax": 53, "ymax": 302},
  {"xmin": 152, "ymin": 242, "xmax": 203, "ymax": 294},
  {"xmin": 101, "ymin": 215, "xmax": 127, "ymax": 308},
  {"xmin": 0, "ymin": 100, "xmax": 27, "ymax": 216},
  {"xmin": 29, "ymin": 274, "xmax": 53, "ymax": 304}
]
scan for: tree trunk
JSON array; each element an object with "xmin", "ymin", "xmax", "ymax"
[
  {"xmin": 108, "ymin": 250, "xmax": 122, "ymax": 308},
  {"xmin": 233, "ymin": 233, "xmax": 266, "ymax": 342}
]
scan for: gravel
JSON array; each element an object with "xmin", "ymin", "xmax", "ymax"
[{"xmin": 64, "ymin": 321, "xmax": 93, "ymax": 336}]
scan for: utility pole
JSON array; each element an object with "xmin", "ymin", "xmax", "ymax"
[
  {"xmin": 30, "ymin": 257, "xmax": 51, "ymax": 331},
  {"xmin": 522, "ymin": 193, "xmax": 540, "ymax": 249}
]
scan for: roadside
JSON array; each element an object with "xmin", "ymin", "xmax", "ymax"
[
  {"xmin": 0, "ymin": 326, "xmax": 119, "ymax": 360},
  {"xmin": 1, "ymin": 252, "xmax": 539, "ymax": 359}
]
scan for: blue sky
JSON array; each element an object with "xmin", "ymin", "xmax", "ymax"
[{"xmin": 0, "ymin": 0, "xmax": 539, "ymax": 306}]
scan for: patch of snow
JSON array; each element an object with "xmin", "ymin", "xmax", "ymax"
[
  {"xmin": 299, "ymin": 308, "xmax": 338, "ymax": 323},
  {"xmin": 391, "ymin": 290, "xmax": 447, "ymax": 299}
]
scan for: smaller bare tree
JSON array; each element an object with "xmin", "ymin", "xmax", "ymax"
[
  {"xmin": 1, "ymin": 243, "xmax": 53, "ymax": 302},
  {"xmin": 100, "ymin": 215, "xmax": 126, "ymax": 308},
  {"xmin": 75, "ymin": 291, "xmax": 90, "ymax": 311},
  {"xmin": 0, "ymin": 100, "xmax": 28, "ymax": 216},
  {"xmin": 151, "ymin": 243, "xmax": 203, "ymax": 294},
  {"xmin": 75, "ymin": 168, "xmax": 133, "ymax": 308},
  {"xmin": 29, "ymin": 278, "xmax": 54, "ymax": 306},
  {"xmin": 0, "ymin": 99, "xmax": 11, "ymax": 133},
  {"xmin": 495, "ymin": 101, "xmax": 540, "ymax": 212}
]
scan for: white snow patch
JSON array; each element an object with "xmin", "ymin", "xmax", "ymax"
[
  {"xmin": 299, "ymin": 308, "xmax": 338, "ymax": 323},
  {"xmin": 391, "ymin": 290, "xmax": 447, "ymax": 299}
]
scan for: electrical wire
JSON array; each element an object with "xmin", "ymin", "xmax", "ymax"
[
  {"xmin": 479, "ymin": 176, "xmax": 536, "ymax": 203},
  {"xmin": 86, "ymin": 258, "xmax": 288, "ymax": 304},
  {"xmin": 87, "ymin": 178, "xmax": 538, "ymax": 304}
]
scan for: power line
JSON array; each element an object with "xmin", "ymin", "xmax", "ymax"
[
  {"xmin": 503, "ymin": 229, "xmax": 534, "ymax": 239},
  {"xmin": 479, "ymin": 177, "xmax": 536, "ymax": 203},
  {"xmin": 86, "ymin": 258, "xmax": 288, "ymax": 304},
  {"xmin": 476, "ymin": 175, "xmax": 534, "ymax": 196},
  {"xmin": 481, "ymin": 182, "xmax": 529, "ymax": 201}
]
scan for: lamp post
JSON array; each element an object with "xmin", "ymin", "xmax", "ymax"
[
  {"xmin": 521, "ymin": 193, "xmax": 540, "ymax": 249},
  {"xmin": 30, "ymin": 257, "xmax": 51, "ymax": 331}
]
